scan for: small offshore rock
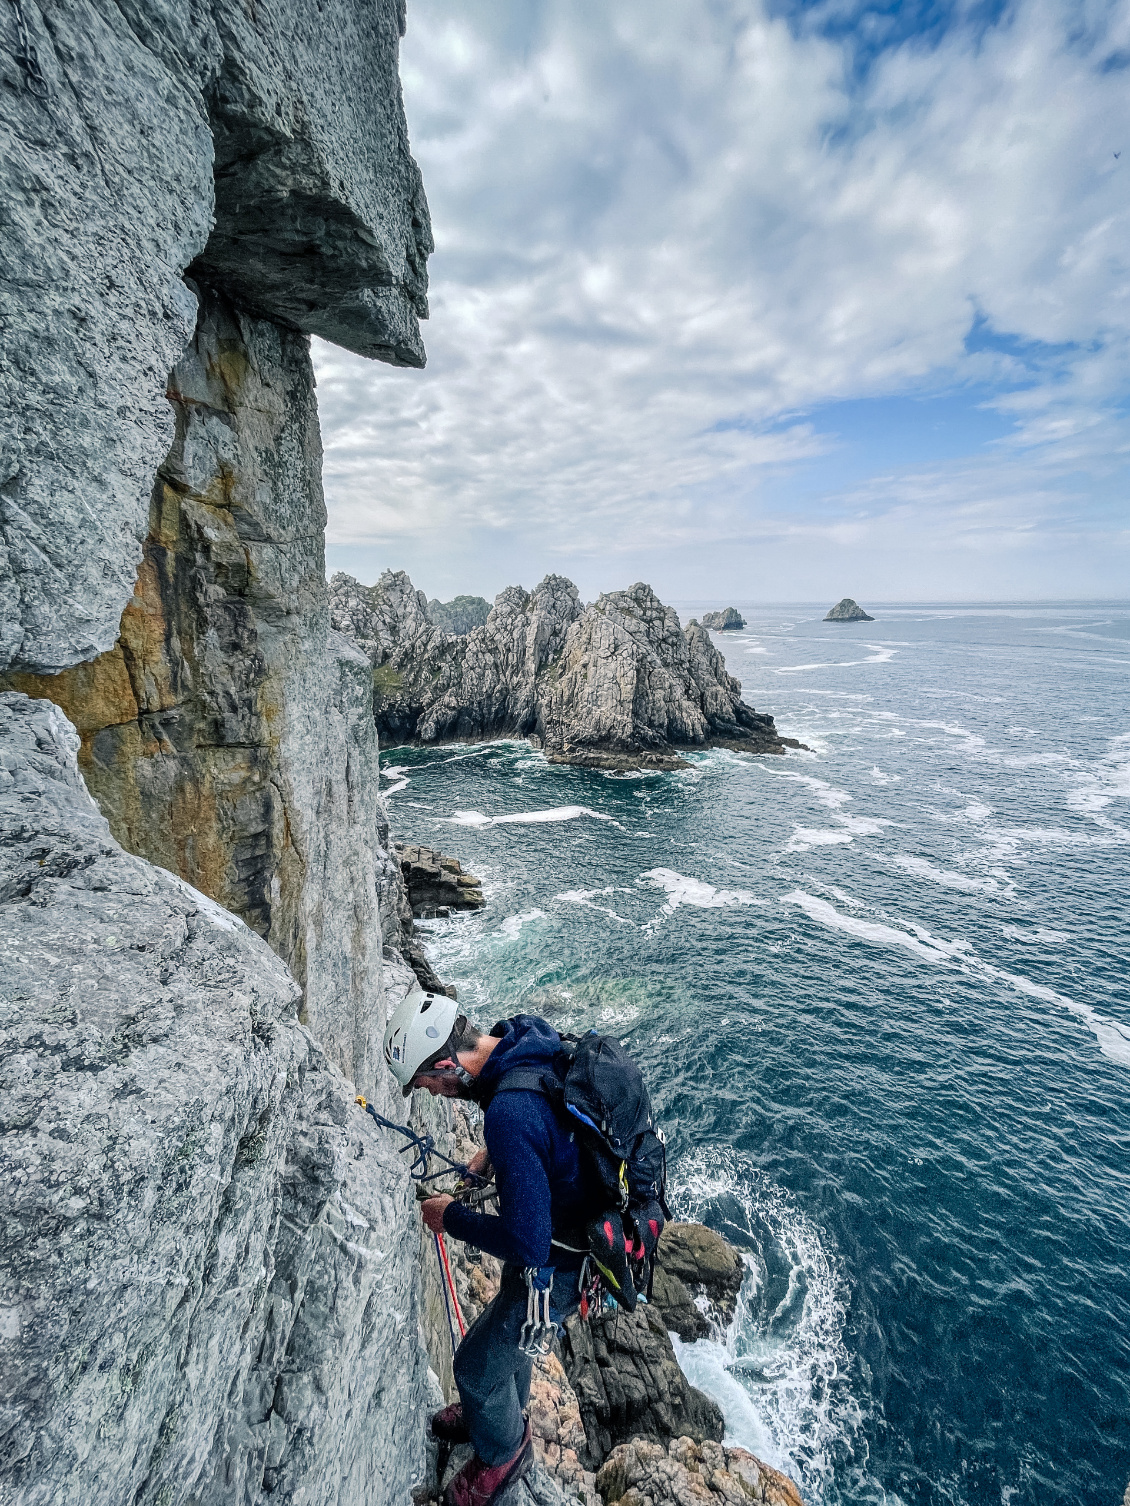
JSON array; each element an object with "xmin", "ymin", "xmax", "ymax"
[
  {"xmin": 396, "ymin": 842, "xmax": 485, "ymax": 916},
  {"xmin": 823, "ymin": 598, "xmax": 874, "ymax": 622},
  {"xmin": 700, "ymin": 608, "xmax": 745, "ymax": 630},
  {"xmin": 596, "ymin": 1436, "xmax": 804, "ymax": 1506}
]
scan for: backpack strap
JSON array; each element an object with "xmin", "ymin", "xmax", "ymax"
[{"xmin": 490, "ymin": 1066, "xmax": 564, "ymax": 1097}]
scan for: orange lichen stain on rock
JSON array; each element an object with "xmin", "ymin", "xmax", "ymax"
[
  {"xmin": 118, "ymin": 551, "xmax": 178, "ymax": 715},
  {"xmin": 167, "ymin": 774, "xmax": 231, "ymax": 916},
  {"xmin": 1, "ymin": 646, "xmax": 140, "ymax": 764},
  {"xmin": 211, "ymin": 340, "xmax": 251, "ymax": 410}
]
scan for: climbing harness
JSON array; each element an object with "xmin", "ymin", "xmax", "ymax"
[
  {"xmin": 7, "ymin": 0, "xmax": 47, "ymax": 97},
  {"xmin": 518, "ymin": 1267, "xmax": 556, "ymax": 1358}
]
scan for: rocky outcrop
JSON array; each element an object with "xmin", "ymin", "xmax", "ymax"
[
  {"xmin": 0, "ymin": 693, "xmax": 430, "ymax": 1506},
  {"xmin": 1, "ymin": 0, "xmax": 430, "ymax": 677},
  {"xmin": 330, "ymin": 572, "xmax": 801, "ymax": 768},
  {"xmin": 700, "ymin": 609, "xmax": 745, "ymax": 631},
  {"xmin": 650, "ymin": 1223, "xmax": 745, "ymax": 1343},
  {"xmin": 396, "ymin": 843, "xmax": 485, "ymax": 918},
  {"xmin": 560, "ymin": 1306, "xmax": 725, "ymax": 1469},
  {"xmin": 823, "ymin": 599, "xmax": 874, "ymax": 622},
  {"xmin": 596, "ymin": 1437, "xmax": 804, "ymax": 1506},
  {"xmin": 428, "ymin": 596, "xmax": 492, "ymax": 635}
]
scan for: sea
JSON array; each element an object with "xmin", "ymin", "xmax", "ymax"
[{"xmin": 379, "ymin": 602, "xmax": 1130, "ymax": 1506}]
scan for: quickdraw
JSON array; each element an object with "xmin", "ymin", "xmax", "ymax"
[
  {"xmin": 355, "ymin": 1095, "xmax": 483, "ymax": 1185},
  {"xmin": 518, "ymin": 1267, "xmax": 556, "ymax": 1358},
  {"xmin": 356, "ymin": 1095, "xmax": 483, "ymax": 1355}
]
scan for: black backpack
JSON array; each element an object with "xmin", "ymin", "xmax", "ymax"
[{"xmin": 493, "ymin": 1026, "xmax": 670, "ymax": 1234}]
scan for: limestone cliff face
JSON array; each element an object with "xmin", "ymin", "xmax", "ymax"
[
  {"xmin": 1, "ymin": 6, "xmax": 438, "ymax": 1504},
  {"xmin": 331, "ymin": 572, "xmax": 797, "ymax": 766},
  {"xmin": 1, "ymin": 0, "xmax": 430, "ymax": 676},
  {"xmin": 3, "ymin": 287, "xmax": 400, "ymax": 1087},
  {"xmin": 0, "ymin": 695, "xmax": 429, "ymax": 1506}
]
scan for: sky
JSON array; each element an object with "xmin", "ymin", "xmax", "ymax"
[{"xmin": 314, "ymin": 0, "xmax": 1130, "ymax": 605}]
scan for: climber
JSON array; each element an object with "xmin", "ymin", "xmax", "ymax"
[{"xmin": 383, "ymin": 986, "xmax": 601, "ymax": 1506}]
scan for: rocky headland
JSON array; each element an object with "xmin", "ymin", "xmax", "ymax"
[
  {"xmin": 824, "ymin": 598, "xmax": 875, "ymax": 622},
  {"xmin": 700, "ymin": 608, "xmax": 746, "ymax": 630},
  {"xmin": 330, "ymin": 570, "xmax": 803, "ymax": 769}
]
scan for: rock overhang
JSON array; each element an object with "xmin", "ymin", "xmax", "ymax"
[{"xmin": 0, "ymin": 0, "xmax": 431, "ymax": 675}]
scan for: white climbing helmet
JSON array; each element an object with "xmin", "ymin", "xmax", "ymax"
[{"xmin": 383, "ymin": 986, "xmax": 460, "ymax": 1095}]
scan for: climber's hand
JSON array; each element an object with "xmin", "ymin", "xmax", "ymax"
[
  {"xmin": 466, "ymin": 1147, "xmax": 492, "ymax": 1180},
  {"xmin": 421, "ymin": 1194, "xmax": 454, "ymax": 1234}
]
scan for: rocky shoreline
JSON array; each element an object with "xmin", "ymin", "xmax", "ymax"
[{"xmin": 331, "ymin": 571, "xmax": 805, "ymax": 770}]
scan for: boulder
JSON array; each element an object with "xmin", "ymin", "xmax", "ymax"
[
  {"xmin": 396, "ymin": 843, "xmax": 485, "ymax": 917},
  {"xmin": 650, "ymin": 1223, "xmax": 745, "ymax": 1343},
  {"xmin": 559, "ymin": 1305, "xmax": 724, "ymax": 1469},
  {"xmin": 596, "ymin": 1436, "xmax": 804, "ymax": 1506},
  {"xmin": 823, "ymin": 599, "xmax": 874, "ymax": 622}
]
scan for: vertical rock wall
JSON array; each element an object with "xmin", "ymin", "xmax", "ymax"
[
  {"xmin": 1, "ymin": 0, "xmax": 431, "ymax": 676},
  {"xmin": 3, "ymin": 287, "xmax": 401, "ymax": 1086},
  {"xmin": 0, "ymin": 695, "xmax": 430, "ymax": 1506},
  {"xmin": 1, "ymin": 3, "xmax": 438, "ymax": 1502}
]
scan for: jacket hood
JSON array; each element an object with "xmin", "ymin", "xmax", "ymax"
[{"xmin": 478, "ymin": 1014, "xmax": 567, "ymax": 1094}]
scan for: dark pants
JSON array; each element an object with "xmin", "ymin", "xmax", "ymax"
[{"xmin": 453, "ymin": 1263, "xmax": 582, "ymax": 1466}]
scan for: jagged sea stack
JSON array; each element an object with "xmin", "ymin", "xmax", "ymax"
[
  {"xmin": 824, "ymin": 597, "xmax": 875, "ymax": 622},
  {"xmin": 701, "ymin": 607, "xmax": 746, "ymax": 630},
  {"xmin": 331, "ymin": 572, "xmax": 803, "ymax": 767}
]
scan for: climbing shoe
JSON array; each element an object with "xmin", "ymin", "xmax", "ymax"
[
  {"xmin": 443, "ymin": 1421, "xmax": 533, "ymax": 1506},
  {"xmin": 430, "ymin": 1402, "xmax": 471, "ymax": 1444},
  {"xmin": 586, "ymin": 1209, "xmax": 637, "ymax": 1312}
]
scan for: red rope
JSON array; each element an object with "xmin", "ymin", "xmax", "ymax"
[{"xmin": 437, "ymin": 1230, "xmax": 467, "ymax": 1338}]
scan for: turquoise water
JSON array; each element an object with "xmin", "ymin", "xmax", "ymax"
[{"xmin": 381, "ymin": 603, "xmax": 1130, "ymax": 1506}]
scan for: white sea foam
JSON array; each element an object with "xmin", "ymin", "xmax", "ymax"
[
  {"xmin": 884, "ymin": 852, "xmax": 1010, "ymax": 896},
  {"xmin": 968, "ymin": 959, "xmax": 1130, "ymax": 1067},
  {"xmin": 556, "ymin": 888, "xmax": 637, "ymax": 925},
  {"xmin": 641, "ymin": 868, "xmax": 763, "ymax": 913},
  {"xmin": 774, "ymin": 644, "xmax": 899, "ymax": 675},
  {"xmin": 495, "ymin": 909, "xmax": 547, "ymax": 942},
  {"xmin": 869, "ymin": 766, "xmax": 900, "ymax": 784},
  {"xmin": 1001, "ymin": 925, "xmax": 1069, "ymax": 945},
  {"xmin": 784, "ymin": 891, "xmax": 1130, "ymax": 1067},
  {"xmin": 836, "ymin": 813, "xmax": 892, "ymax": 836},
  {"xmin": 668, "ymin": 1147, "xmax": 869, "ymax": 1505},
  {"xmin": 380, "ymin": 763, "xmax": 410, "ymax": 796},
  {"xmin": 787, "ymin": 828, "xmax": 854, "ymax": 853},
  {"xmin": 781, "ymin": 890, "xmax": 971, "ymax": 962},
  {"xmin": 1064, "ymin": 732, "xmax": 1130, "ymax": 822},
  {"xmin": 446, "ymin": 805, "xmax": 620, "ymax": 829},
  {"xmin": 770, "ymin": 772, "xmax": 852, "ymax": 809}
]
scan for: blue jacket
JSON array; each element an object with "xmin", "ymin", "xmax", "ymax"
[{"xmin": 442, "ymin": 1015, "xmax": 596, "ymax": 1270}]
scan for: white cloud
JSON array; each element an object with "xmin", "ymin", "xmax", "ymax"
[{"xmin": 313, "ymin": 0, "xmax": 1130, "ymax": 601}]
